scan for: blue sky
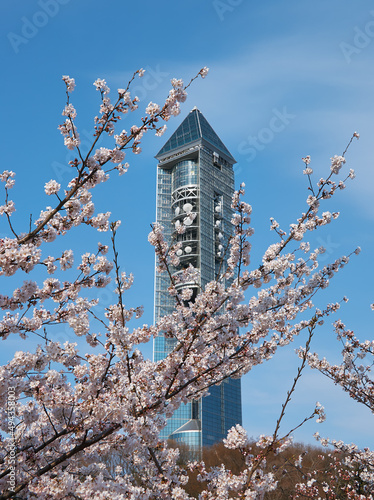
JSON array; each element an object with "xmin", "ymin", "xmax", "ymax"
[{"xmin": 1, "ymin": 0, "xmax": 374, "ymax": 449}]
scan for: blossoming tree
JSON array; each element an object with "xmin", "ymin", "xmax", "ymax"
[{"xmin": 0, "ymin": 68, "xmax": 372, "ymax": 499}]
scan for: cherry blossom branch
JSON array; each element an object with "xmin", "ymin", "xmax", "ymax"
[{"xmin": 0, "ymin": 424, "xmax": 121, "ymax": 500}]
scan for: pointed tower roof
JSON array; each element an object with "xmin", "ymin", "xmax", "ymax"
[{"xmin": 156, "ymin": 108, "xmax": 235, "ymax": 163}]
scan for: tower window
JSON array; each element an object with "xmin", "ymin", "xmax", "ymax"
[{"xmin": 213, "ymin": 152, "xmax": 222, "ymax": 170}]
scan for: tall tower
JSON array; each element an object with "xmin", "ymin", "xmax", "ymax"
[{"xmin": 153, "ymin": 108, "xmax": 242, "ymax": 452}]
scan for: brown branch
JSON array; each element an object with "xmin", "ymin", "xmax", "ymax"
[{"xmin": 0, "ymin": 424, "xmax": 121, "ymax": 499}]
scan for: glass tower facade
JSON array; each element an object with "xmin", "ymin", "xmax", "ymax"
[{"xmin": 153, "ymin": 108, "xmax": 242, "ymax": 452}]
